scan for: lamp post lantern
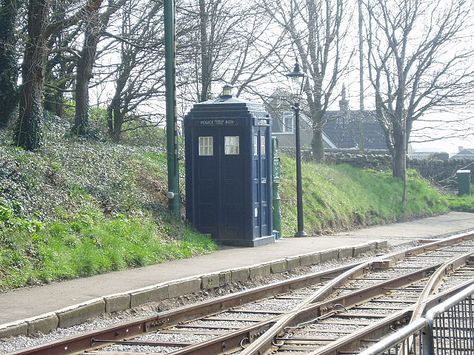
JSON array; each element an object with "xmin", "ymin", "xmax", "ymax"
[{"xmin": 286, "ymin": 61, "xmax": 307, "ymax": 238}]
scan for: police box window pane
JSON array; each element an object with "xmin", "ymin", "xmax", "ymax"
[
  {"xmin": 261, "ymin": 135, "xmax": 266, "ymax": 156},
  {"xmin": 253, "ymin": 135, "xmax": 258, "ymax": 156},
  {"xmin": 225, "ymin": 136, "xmax": 240, "ymax": 155},
  {"xmin": 199, "ymin": 136, "xmax": 213, "ymax": 156}
]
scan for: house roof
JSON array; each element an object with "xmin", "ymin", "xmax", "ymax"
[
  {"xmin": 451, "ymin": 149, "xmax": 474, "ymax": 160},
  {"xmin": 323, "ymin": 110, "xmax": 388, "ymax": 150},
  {"xmin": 266, "ymin": 88, "xmax": 388, "ymax": 151}
]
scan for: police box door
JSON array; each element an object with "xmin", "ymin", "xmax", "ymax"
[
  {"xmin": 195, "ymin": 127, "xmax": 245, "ymax": 241},
  {"xmin": 253, "ymin": 127, "xmax": 270, "ymax": 238}
]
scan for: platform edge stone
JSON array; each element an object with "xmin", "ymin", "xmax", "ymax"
[
  {"xmin": 249, "ymin": 264, "xmax": 271, "ymax": 280},
  {"xmin": 320, "ymin": 248, "xmax": 339, "ymax": 263},
  {"xmin": 168, "ymin": 278, "xmax": 201, "ymax": 298},
  {"xmin": 201, "ymin": 273, "xmax": 220, "ymax": 289},
  {"xmin": 231, "ymin": 268, "xmax": 250, "ymax": 283},
  {"xmin": 105, "ymin": 293, "xmax": 131, "ymax": 313},
  {"xmin": 270, "ymin": 259, "xmax": 287, "ymax": 274},
  {"xmin": 57, "ymin": 299, "xmax": 106, "ymax": 329},
  {"xmin": 299, "ymin": 252, "xmax": 321, "ymax": 267},
  {"xmin": 353, "ymin": 242, "xmax": 377, "ymax": 257},
  {"xmin": 27, "ymin": 313, "xmax": 59, "ymax": 336},
  {"xmin": 219, "ymin": 270, "xmax": 232, "ymax": 286},
  {"xmin": 130, "ymin": 285, "xmax": 169, "ymax": 308},
  {"xmin": 0, "ymin": 321, "xmax": 28, "ymax": 339},
  {"xmin": 338, "ymin": 247, "xmax": 353, "ymax": 260},
  {"xmin": 376, "ymin": 240, "xmax": 389, "ymax": 250},
  {"xmin": 286, "ymin": 256, "xmax": 301, "ymax": 271}
]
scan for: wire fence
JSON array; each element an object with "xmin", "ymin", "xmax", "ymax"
[
  {"xmin": 359, "ymin": 283, "xmax": 474, "ymax": 355},
  {"xmin": 428, "ymin": 287, "xmax": 474, "ymax": 354}
]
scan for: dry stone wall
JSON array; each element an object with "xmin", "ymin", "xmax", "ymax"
[{"xmin": 280, "ymin": 148, "xmax": 474, "ymax": 188}]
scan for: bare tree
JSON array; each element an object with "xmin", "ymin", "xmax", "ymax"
[
  {"xmin": 357, "ymin": 0, "xmax": 364, "ymax": 111},
  {"xmin": 44, "ymin": 0, "xmax": 81, "ymax": 118},
  {"xmin": 263, "ymin": 0, "xmax": 351, "ymax": 161},
  {"xmin": 363, "ymin": 0, "xmax": 474, "ymax": 182},
  {"xmin": 71, "ymin": 0, "xmax": 126, "ymax": 136},
  {"xmin": 177, "ymin": 0, "xmax": 285, "ymax": 104},
  {"xmin": 15, "ymin": 0, "xmax": 103, "ymax": 150},
  {"xmin": 106, "ymin": 0, "xmax": 166, "ymax": 141}
]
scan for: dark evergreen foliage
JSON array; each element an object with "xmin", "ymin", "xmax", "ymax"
[{"xmin": 0, "ymin": 0, "xmax": 21, "ymax": 129}]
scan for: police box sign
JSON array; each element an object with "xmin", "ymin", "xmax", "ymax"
[{"xmin": 198, "ymin": 119, "xmax": 238, "ymax": 126}]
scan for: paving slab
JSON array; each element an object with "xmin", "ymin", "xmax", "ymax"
[{"xmin": 0, "ymin": 212, "xmax": 472, "ymax": 326}]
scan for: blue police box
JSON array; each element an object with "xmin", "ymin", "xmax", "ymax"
[{"xmin": 184, "ymin": 88, "xmax": 274, "ymax": 247}]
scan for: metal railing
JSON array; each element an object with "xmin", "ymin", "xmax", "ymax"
[{"xmin": 360, "ymin": 283, "xmax": 474, "ymax": 355}]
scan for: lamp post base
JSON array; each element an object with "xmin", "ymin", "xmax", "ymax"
[{"xmin": 294, "ymin": 230, "xmax": 308, "ymax": 238}]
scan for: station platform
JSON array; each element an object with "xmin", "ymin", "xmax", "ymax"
[{"xmin": 1, "ymin": 212, "xmax": 473, "ymax": 332}]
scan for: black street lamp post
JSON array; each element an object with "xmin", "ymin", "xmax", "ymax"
[{"xmin": 286, "ymin": 61, "xmax": 307, "ymax": 238}]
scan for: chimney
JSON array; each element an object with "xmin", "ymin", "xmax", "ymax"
[{"xmin": 339, "ymin": 85, "xmax": 349, "ymax": 113}]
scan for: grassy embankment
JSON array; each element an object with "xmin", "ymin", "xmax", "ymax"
[
  {"xmin": 279, "ymin": 156, "xmax": 449, "ymax": 236},
  {"xmin": 447, "ymin": 193, "xmax": 474, "ymax": 212},
  {"xmin": 0, "ymin": 116, "xmax": 452, "ymax": 290}
]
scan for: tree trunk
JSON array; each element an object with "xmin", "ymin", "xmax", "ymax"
[
  {"xmin": 107, "ymin": 96, "xmax": 125, "ymax": 143},
  {"xmin": 44, "ymin": 79, "xmax": 65, "ymax": 117},
  {"xmin": 392, "ymin": 128, "xmax": 406, "ymax": 179},
  {"xmin": 311, "ymin": 129, "xmax": 324, "ymax": 161},
  {"xmin": 72, "ymin": 12, "xmax": 100, "ymax": 136},
  {"xmin": 357, "ymin": 0, "xmax": 364, "ymax": 111},
  {"xmin": 111, "ymin": 116, "xmax": 123, "ymax": 142},
  {"xmin": 108, "ymin": 99, "xmax": 123, "ymax": 142},
  {"xmin": 0, "ymin": 0, "xmax": 20, "ymax": 129},
  {"xmin": 15, "ymin": 0, "xmax": 50, "ymax": 150}
]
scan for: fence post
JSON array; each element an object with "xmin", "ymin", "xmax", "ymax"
[{"xmin": 421, "ymin": 319, "xmax": 435, "ymax": 355}]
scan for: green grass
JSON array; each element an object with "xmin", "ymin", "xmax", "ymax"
[
  {"xmin": 0, "ymin": 119, "xmax": 453, "ymax": 290},
  {"xmin": 279, "ymin": 156, "xmax": 449, "ymax": 236},
  {"xmin": 0, "ymin": 203, "xmax": 216, "ymax": 290},
  {"xmin": 447, "ymin": 193, "xmax": 474, "ymax": 212},
  {"xmin": 0, "ymin": 128, "xmax": 216, "ymax": 290}
]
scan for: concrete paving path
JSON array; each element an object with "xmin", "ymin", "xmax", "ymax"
[{"xmin": 0, "ymin": 212, "xmax": 473, "ymax": 325}]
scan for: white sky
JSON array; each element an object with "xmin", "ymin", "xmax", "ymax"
[{"xmin": 86, "ymin": 0, "xmax": 474, "ymax": 155}]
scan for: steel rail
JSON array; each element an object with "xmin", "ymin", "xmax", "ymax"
[
  {"xmin": 12, "ymin": 263, "xmax": 358, "ymax": 355},
  {"xmin": 307, "ymin": 259, "xmax": 474, "ymax": 355},
  {"xmin": 371, "ymin": 230, "xmax": 474, "ymax": 269},
  {"xmin": 13, "ymin": 231, "xmax": 474, "ymax": 355},
  {"xmin": 165, "ymin": 262, "xmax": 448, "ymax": 355},
  {"xmin": 410, "ymin": 252, "xmax": 473, "ymax": 322},
  {"xmin": 358, "ymin": 279, "xmax": 474, "ymax": 355},
  {"xmin": 239, "ymin": 262, "xmax": 371, "ymax": 355},
  {"xmin": 307, "ymin": 309, "xmax": 414, "ymax": 355},
  {"xmin": 239, "ymin": 233, "xmax": 474, "ymax": 355},
  {"xmin": 396, "ymin": 252, "xmax": 474, "ymax": 355}
]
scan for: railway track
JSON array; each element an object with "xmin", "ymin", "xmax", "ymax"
[{"xmin": 12, "ymin": 231, "xmax": 474, "ymax": 355}]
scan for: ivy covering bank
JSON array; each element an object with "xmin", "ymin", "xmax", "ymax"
[{"xmin": 0, "ymin": 115, "xmax": 451, "ymax": 290}]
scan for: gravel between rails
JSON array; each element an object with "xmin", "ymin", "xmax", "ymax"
[
  {"xmin": 60, "ymin": 245, "xmax": 474, "ymax": 353},
  {"xmin": 102, "ymin": 343, "xmax": 182, "ymax": 353},
  {"xmin": 0, "ymin": 249, "xmax": 390, "ymax": 354},
  {"xmin": 7, "ymin": 239, "xmax": 470, "ymax": 354}
]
